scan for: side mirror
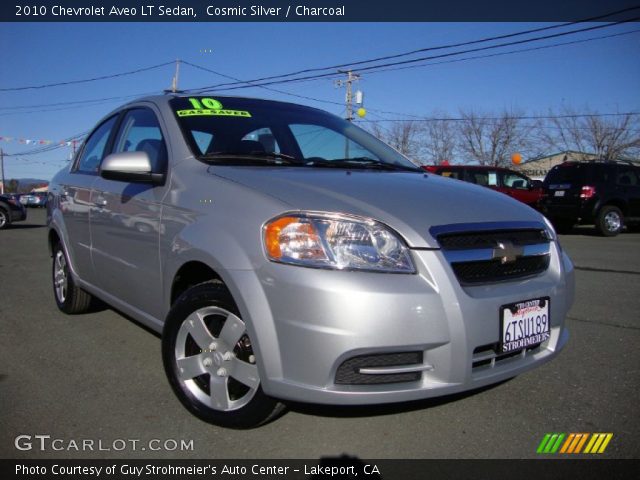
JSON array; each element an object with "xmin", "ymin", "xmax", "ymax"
[
  {"xmin": 100, "ymin": 151, "xmax": 164, "ymax": 184},
  {"xmin": 530, "ymin": 180, "xmax": 543, "ymax": 189}
]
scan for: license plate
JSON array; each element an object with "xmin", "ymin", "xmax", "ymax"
[
  {"xmin": 500, "ymin": 298, "xmax": 550, "ymax": 353},
  {"xmin": 554, "ymin": 190, "xmax": 565, "ymax": 197}
]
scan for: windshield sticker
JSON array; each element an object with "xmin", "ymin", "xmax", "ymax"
[
  {"xmin": 177, "ymin": 97, "xmax": 252, "ymax": 118},
  {"xmin": 177, "ymin": 109, "xmax": 251, "ymax": 118}
]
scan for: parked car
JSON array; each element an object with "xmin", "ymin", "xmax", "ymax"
[
  {"xmin": 423, "ymin": 165, "xmax": 544, "ymax": 209},
  {"xmin": 541, "ymin": 161, "xmax": 640, "ymax": 236},
  {"xmin": 47, "ymin": 95, "xmax": 574, "ymax": 428},
  {"xmin": 23, "ymin": 192, "xmax": 48, "ymax": 208},
  {"xmin": 0, "ymin": 193, "xmax": 28, "ymax": 229}
]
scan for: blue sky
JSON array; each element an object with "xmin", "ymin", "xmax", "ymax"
[{"xmin": 1, "ymin": 22, "xmax": 639, "ymax": 180}]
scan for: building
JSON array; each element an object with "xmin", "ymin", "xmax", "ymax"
[
  {"xmin": 514, "ymin": 150, "xmax": 640, "ymax": 180},
  {"xmin": 513, "ymin": 151, "xmax": 600, "ymax": 180}
]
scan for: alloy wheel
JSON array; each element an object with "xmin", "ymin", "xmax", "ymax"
[
  {"xmin": 604, "ymin": 211, "xmax": 621, "ymax": 233},
  {"xmin": 54, "ymin": 249, "xmax": 68, "ymax": 303},
  {"xmin": 174, "ymin": 306, "xmax": 259, "ymax": 412}
]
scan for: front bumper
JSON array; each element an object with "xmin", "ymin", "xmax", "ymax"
[{"xmin": 227, "ymin": 243, "xmax": 574, "ymax": 405}]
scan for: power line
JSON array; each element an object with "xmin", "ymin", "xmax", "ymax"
[
  {"xmin": 188, "ymin": 13, "xmax": 640, "ymax": 94},
  {"xmin": 180, "ymin": 60, "xmax": 344, "ymax": 106},
  {"xmin": 194, "ymin": 24, "xmax": 640, "ymax": 117},
  {"xmin": 360, "ymin": 28, "xmax": 640, "ymax": 77},
  {"xmin": 0, "ymin": 61, "xmax": 174, "ymax": 92},
  {"xmin": 355, "ymin": 112, "xmax": 640, "ymax": 123},
  {"xmin": 0, "ymin": 91, "xmax": 160, "ymax": 117},
  {"xmin": 0, "ymin": 92, "xmax": 156, "ymax": 111}
]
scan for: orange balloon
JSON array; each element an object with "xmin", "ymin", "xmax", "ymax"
[{"xmin": 511, "ymin": 153, "xmax": 522, "ymax": 165}]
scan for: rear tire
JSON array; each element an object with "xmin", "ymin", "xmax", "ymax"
[
  {"xmin": 595, "ymin": 205, "xmax": 623, "ymax": 237},
  {"xmin": 0, "ymin": 208, "xmax": 9, "ymax": 230},
  {"xmin": 52, "ymin": 242, "xmax": 93, "ymax": 314},
  {"xmin": 162, "ymin": 281, "xmax": 285, "ymax": 429}
]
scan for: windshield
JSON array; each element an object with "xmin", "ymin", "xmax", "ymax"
[{"xmin": 170, "ymin": 96, "xmax": 419, "ymax": 171}]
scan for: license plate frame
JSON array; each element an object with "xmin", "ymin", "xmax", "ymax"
[{"xmin": 500, "ymin": 297, "xmax": 550, "ymax": 353}]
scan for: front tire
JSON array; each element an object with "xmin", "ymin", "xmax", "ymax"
[
  {"xmin": 162, "ymin": 281, "xmax": 284, "ymax": 429},
  {"xmin": 596, "ymin": 205, "xmax": 623, "ymax": 237},
  {"xmin": 52, "ymin": 242, "xmax": 93, "ymax": 314}
]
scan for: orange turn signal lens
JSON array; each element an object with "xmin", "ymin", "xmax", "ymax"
[
  {"xmin": 264, "ymin": 216, "xmax": 298, "ymax": 259},
  {"xmin": 264, "ymin": 216, "xmax": 326, "ymax": 261}
]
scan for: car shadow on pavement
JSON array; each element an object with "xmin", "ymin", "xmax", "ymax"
[
  {"xmin": 6, "ymin": 223, "xmax": 46, "ymax": 229},
  {"xmin": 284, "ymin": 379, "xmax": 512, "ymax": 420},
  {"xmin": 560, "ymin": 226, "xmax": 638, "ymax": 237}
]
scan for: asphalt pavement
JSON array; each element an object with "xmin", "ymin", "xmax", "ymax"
[{"xmin": 1, "ymin": 209, "xmax": 638, "ymax": 459}]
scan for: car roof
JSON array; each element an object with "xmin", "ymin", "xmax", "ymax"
[{"xmin": 119, "ymin": 94, "xmax": 328, "ymax": 113}]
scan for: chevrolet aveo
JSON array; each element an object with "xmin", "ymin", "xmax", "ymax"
[{"xmin": 47, "ymin": 95, "xmax": 574, "ymax": 428}]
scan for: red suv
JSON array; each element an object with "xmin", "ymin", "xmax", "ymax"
[{"xmin": 423, "ymin": 165, "xmax": 544, "ymax": 209}]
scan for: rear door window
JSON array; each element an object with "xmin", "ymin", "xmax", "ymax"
[
  {"xmin": 466, "ymin": 170, "xmax": 498, "ymax": 187},
  {"xmin": 616, "ymin": 165, "xmax": 639, "ymax": 186},
  {"xmin": 502, "ymin": 171, "xmax": 531, "ymax": 189}
]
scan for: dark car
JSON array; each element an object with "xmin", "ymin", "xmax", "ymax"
[
  {"xmin": 541, "ymin": 161, "xmax": 640, "ymax": 236},
  {"xmin": 0, "ymin": 193, "xmax": 28, "ymax": 229},
  {"xmin": 423, "ymin": 165, "xmax": 544, "ymax": 209}
]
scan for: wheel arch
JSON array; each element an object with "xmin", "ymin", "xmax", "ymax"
[
  {"xmin": 169, "ymin": 261, "xmax": 223, "ymax": 306},
  {"xmin": 48, "ymin": 228, "xmax": 61, "ymax": 256},
  {"xmin": 165, "ymin": 258, "xmax": 284, "ymax": 388},
  {"xmin": 601, "ymin": 198, "xmax": 628, "ymax": 216}
]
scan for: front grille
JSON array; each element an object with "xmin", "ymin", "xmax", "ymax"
[
  {"xmin": 433, "ymin": 224, "xmax": 551, "ymax": 286},
  {"xmin": 438, "ymin": 229, "xmax": 548, "ymax": 250},
  {"xmin": 452, "ymin": 255, "xmax": 550, "ymax": 285},
  {"xmin": 335, "ymin": 352, "xmax": 423, "ymax": 385}
]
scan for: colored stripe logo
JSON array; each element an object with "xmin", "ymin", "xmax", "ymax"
[{"xmin": 537, "ymin": 433, "xmax": 613, "ymax": 454}]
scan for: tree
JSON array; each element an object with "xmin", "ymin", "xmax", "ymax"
[
  {"xmin": 365, "ymin": 120, "xmax": 422, "ymax": 161},
  {"xmin": 540, "ymin": 107, "xmax": 640, "ymax": 161},
  {"xmin": 421, "ymin": 114, "xmax": 457, "ymax": 165},
  {"xmin": 7, "ymin": 179, "xmax": 19, "ymax": 193},
  {"xmin": 457, "ymin": 109, "xmax": 533, "ymax": 166}
]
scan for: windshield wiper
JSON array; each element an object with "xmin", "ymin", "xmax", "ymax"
[
  {"xmin": 306, "ymin": 157, "xmax": 421, "ymax": 172},
  {"xmin": 200, "ymin": 151, "xmax": 301, "ymax": 165}
]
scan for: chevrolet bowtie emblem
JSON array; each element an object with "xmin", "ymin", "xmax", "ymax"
[{"xmin": 492, "ymin": 240, "xmax": 524, "ymax": 264}]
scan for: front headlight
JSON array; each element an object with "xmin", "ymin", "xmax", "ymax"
[
  {"xmin": 263, "ymin": 212, "xmax": 415, "ymax": 273},
  {"xmin": 542, "ymin": 215, "xmax": 564, "ymax": 254},
  {"xmin": 542, "ymin": 215, "xmax": 557, "ymax": 241}
]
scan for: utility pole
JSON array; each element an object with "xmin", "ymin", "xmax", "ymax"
[
  {"xmin": 171, "ymin": 58, "xmax": 180, "ymax": 93},
  {"xmin": 0, "ymin": 148, "xmax": 5, "ymax": 194},
  {"xmin": 334, "ymin": 70, "xmax": 360, "ymax": 122}
]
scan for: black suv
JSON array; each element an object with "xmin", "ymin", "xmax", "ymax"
[
  {"xmin": 541, "ymin": 161, "xmax": 640, "ymax": 236},
  {"xmin": 0, "ymin": 193, "xmax": 28, "ymax": 230}
]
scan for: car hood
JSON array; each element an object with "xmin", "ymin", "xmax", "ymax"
[{"xmin": 209, "ymin": 167, "xmax": 545, "ymax": 248}]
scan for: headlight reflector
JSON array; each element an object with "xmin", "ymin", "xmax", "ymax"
[{"xmin": 263, "ymin": 213, "xmax": 415, "ymax": 273}]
